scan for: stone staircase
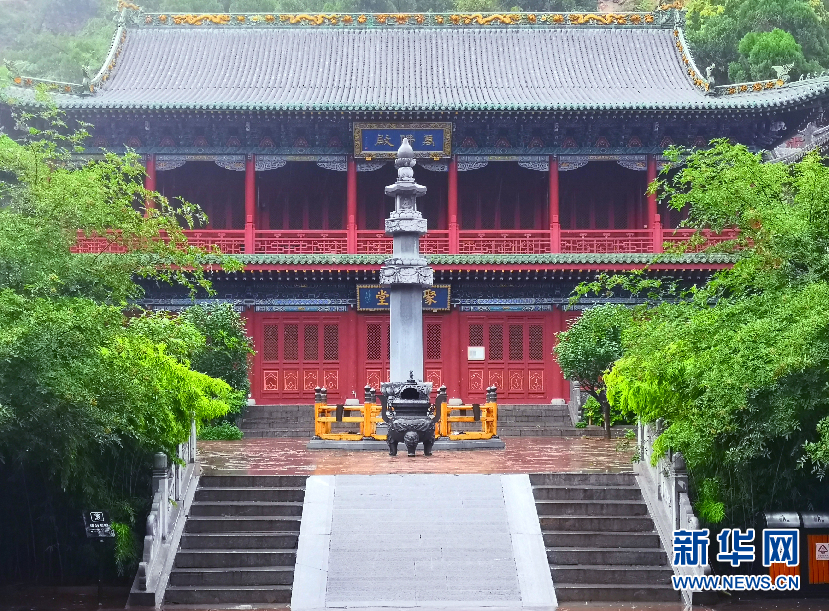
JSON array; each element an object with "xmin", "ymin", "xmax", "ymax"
[
  {"xmin": 164, "ymin": 474, "xmax": 306, "ymax": 605},
  {"xmin": 531, "ymin": 472, "xmax": 678, "ymax": 603},
  {"xmin": 240, "ymin": 405, "xmax": 314, "ymax": 438}
]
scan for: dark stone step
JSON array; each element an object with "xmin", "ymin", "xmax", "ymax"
[
  {"xmin": 530, "ymin": 472, "xmax": 636, "ymax": 487},
  {"xmin": 180, "ymin": 532, "xmax": 298, "ymax": 550},
  {"xmin": 199, "ymin": 475, "xmax": 307, "ymax": 488},
  {"xmin": 539, "ymin": 516, "xmax": 655, "ymax": 532},
  {"xmin": 542, "ymin": 531, "xmax": 660, "ymax": 549},
  {"xmin": 174, "ymin": 550, "xmax": 296, "ymax": 568},
  {"xmin": 533, "ymin": 485, "xmax": 642, "ymax": 501},
  {"xmin": 244, "ymin": 405, "xmax": 311, "ymax": 413},
  {"xmin": 184, "ymin": 516, "xmax": 301, "ymax": 534},
  {"xmin": 547, "ymin": 547, "xmax": 668, "ymax": 566},
  {"xmin": 551, "ymin": 564, "xmax": 673, "ymax": 585},
  {"xmin": 535, "ymin": 500, "xmax": 648, "ymax": 517},
  {"xmin": 168, "ymin": 566, "xmax": 294, "ymax": 587},
  {"xmin": 242, "ymin": 430, "xmax": 312, "ymax": 438},
  {"xmin": 164, "ymin": 585, "xmax": 292, "ymax": 604},
  {"xmin": 241, "ymin": 419, "xmax": 313, "ymax": 426},
  {"xmin": 196, "ymin": 487, "xmax": 307, "ymax": 503},
  {"xmin": 553, "ymin": 584, "xmax": 679, "ymax": 602},
  {"xmin": 189, "ymin": 501, "xmax": 303, "ymax": 517}
]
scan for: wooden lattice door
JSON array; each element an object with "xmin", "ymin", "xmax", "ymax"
[
  {"xmin": 360, "ymin": 315, "xmax": 390, "ymax": 391},
  {"xmin": 462, "ymin": 315, "xmax": 548, "ymax": 402},
  {"xmin": 359, "ymin": 314, "xmax": 445, "ymax": 394},
  {"xmin": 258, "ymin": 315, "xmax": 342, "ymax": 403},
  {"xmin": 423, "ymin": 315, "xmax": 444, "ymax": 396}
]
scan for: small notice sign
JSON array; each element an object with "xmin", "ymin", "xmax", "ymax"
[
  {"xmin": 817, "ymin": 542, "xmax": 829, "ymax": 561},
  {"xmin": 83, "ymin": 511, "xmax": 115, "ymax": 538}
]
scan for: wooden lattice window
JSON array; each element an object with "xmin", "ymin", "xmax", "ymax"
[
  {"xmin": 323, "ymin": 324, "xmax": 339, "ymax": 361},
  {"xmin": 231, "ymin": 203, "xmax": 245, "ymax": 229},
  {"xmin": 520, "ymin": 197, "xmax": 535, "ymax": 229},
  {"xmin": 366, "ymin": 324, "xmax": 382, "ymax": 360},
  {"xmin": 386, "ymin": 322, "xmax": 391, "ymax": 361},
  {"xmin": 529, "ymin": 325, "xmax": 544, "ymax": 361},
  {"xmin": 308, "ymin": 201, "xmax": 324, "ymax": 229},
  {"xmin": 594, "ymin": 201, "xmax": 610, "ymax": 230},
  {"xmin": 469, "ymin": 324, "xmax": 484, "ymax": 347},
  {"xmin": 263, "ymin": 325, "xmax": 279, "ymax": 361},
  {"xmin": 509, "ymin": 325, "xmax": 524, "ymax": 361},
  {"xmin": 576, "ymin": 201, "xmax": 590, "ymax": 229},
  {"xmin": 284, "ymin": 324, "xmax": 299, "ymax": 361},
  {"xmin": 289, "ymin": 201, "xmax": 303, "ymax": 229},
  {"xmin": 304, "ymin": 324, "xmax": 318, "ymax": 361},
  {"xmin": 328, "ymin": 202, "xmax": 343, "ymax": 230},
  {"xmin": 426, "ymin": 324, "xmax": 441, "ymax": 360},
  {"xmin": 489, "ymin": 324, "xmax": 503, "ymax": 360}
]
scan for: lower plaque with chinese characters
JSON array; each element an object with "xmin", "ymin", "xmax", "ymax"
[{"xmin": 357, "ymin": 285, "xmax": 450, "ymax": 311}]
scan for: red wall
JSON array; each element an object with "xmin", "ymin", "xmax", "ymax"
[{"xmin": 248, "ymin": 307, "xmax": 576, "ymax": 405}]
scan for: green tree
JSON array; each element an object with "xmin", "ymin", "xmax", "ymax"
[
  {"xmin": 685, "ymin": 0, "xmax": 829, "ymax": 83},
  {"xmin": 729, "ymin": 28, "xmax": 820, "ymax": 82},
  {"xmin": 593, "ymin": 140, "xmax": 829, "ymax": 526},
  {"xmin": 554, "ymin": 304, "xmax": 631, "ymax": 439},
  {"xmin": 0, "ymin": 97, "xmax": 240, "ymax": 581},
  {"xmin": 181, "ymin": 302, "xmax": 255, "ymax": 421}
]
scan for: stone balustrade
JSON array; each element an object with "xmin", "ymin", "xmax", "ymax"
[
  {"xmin": 129, "ymin": 418, "xmax": 198, "ymax": 606},
  {"xmin": 636, "ymin": 419, "xmax": 710, "ymax": 606}
]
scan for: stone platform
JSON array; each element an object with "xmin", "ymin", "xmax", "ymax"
[
  {"xmin": 306, "ymin": 437, "xmax": 506, "ymax": 451},
  {"xmin": 291, "ymin": 474, "xmax": 556, "ymax": 610},
  {"xmin": 198, "ymin": 436, "xmax": 636, "ymax": 476}
]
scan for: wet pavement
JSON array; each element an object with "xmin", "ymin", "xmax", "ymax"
[{"xmin": 198, "ymin": 436, "xmax": 637, "ymax": 475}]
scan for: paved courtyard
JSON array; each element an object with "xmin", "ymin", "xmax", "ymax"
[{"xmin": 198, "ymin": 436, "xmax": 637, "ymax": 476}]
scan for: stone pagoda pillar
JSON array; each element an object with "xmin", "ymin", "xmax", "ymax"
[{"xmin": 380, "ymin": 139, "xmax": 433, "ymax": 383}]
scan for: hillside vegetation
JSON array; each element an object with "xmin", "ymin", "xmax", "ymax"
[{"xmin": 2, "ymin": 1, "xmax": 829, "ymax": 101}]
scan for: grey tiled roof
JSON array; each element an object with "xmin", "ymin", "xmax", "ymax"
[{"xmin": 15, "ymin": 17, "xmax": 829, "ymax": 112}]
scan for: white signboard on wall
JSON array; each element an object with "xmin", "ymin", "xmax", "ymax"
[{"xmin": 468, "ymin": 347, "xmax": 485, "ymax": 361}]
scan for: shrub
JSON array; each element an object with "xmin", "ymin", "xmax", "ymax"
[{"xmin": 199, "ymin": 421, "xmax": 244, "ymax": 440}]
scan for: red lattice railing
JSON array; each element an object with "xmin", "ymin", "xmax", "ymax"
[
  {"xmin": 357, "ymin": 231, "xmax": 392, "ymax": 254},
  {"xmin": 70, "ymin": 231, "xmax": 128, "ymax": 253},
  {"xmin": 357, "ymin": 230, "xmax": 450, "ymax": 255},
  {"xmin": 560, "ymin": 230, "xmax": 653, "ymax": 254},
  {"xmin": 421, "ymin": 230, "xmax": 449, "ymax": 255},
  {"xmin": 71, "ymin": 227, "xmax": 739, "ymax": 256},
  {"xmin": 255, "ymin": 230, "xmax": 347, "ymax": 255},
  {"xmin": 662, "ymin": 228, "xmax": 739, "ymax": 252},
  {"xmin": 185, "ymin": 230, "xmax": 245, "ymax": 254},
  {"xmin": 458, "ymin": 231, "xmax": 551, "ymax": 254}
]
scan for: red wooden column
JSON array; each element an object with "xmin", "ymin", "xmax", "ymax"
[
  {"xmin": 445, "ymin": 307, "xmax": 462, "ymax": 399},
  {"xmin": 647, "ymin": 154, "xmax": 663, "ymax": 253},
  {"xmin": 347, "ymin": 306, "xmax": 360, "ymax": 399},
  {"xmin": 144, "ymin": 154, "xmax": 156, "ymax": 216},
  {"xmin": 347, "ymin": 156, "xmax": 357, "ymax": 253},
  {"xmin": 242, "ymin": 307, "xmax": 256, "ymax": 402},
  {"xmin": 548, "ymin": 155, "xmax": 560, "ymax": 252},
  {"xmin": 448, "ymin": 156, "xmax": 459, "ymax": 254},
  {"xmin": 244, "ymin": 155, "xmax": 256, "ymax": 254}
]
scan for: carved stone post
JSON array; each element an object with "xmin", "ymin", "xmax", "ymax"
[
  {"xmin": 152, "ymin": 453, "xmax": 169, "ymax": 540},
  {"xmin": 673, "ymin": 452, "xmax": 688, "ymax": 530},
  {"xmin": 380, "ymin": 139, "xmax": 432, "ymax": 383}
]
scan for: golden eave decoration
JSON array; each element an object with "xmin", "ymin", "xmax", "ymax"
[{"xmin": 136, "ymin": 10, "xmax": 670, "ymax": 28}]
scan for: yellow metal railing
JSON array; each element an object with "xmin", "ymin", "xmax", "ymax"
[{"xmin": 312, "ymin": 385, "xmax": 498, "ymax": 442}]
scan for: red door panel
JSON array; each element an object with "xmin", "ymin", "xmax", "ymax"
[
  {"xmin": 255, "ymin": 313, "xmax": 343, "ymax": 403},
  {"xmin": 461, "ymin": 314, "xmax": 555, "ymax": 403}
]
